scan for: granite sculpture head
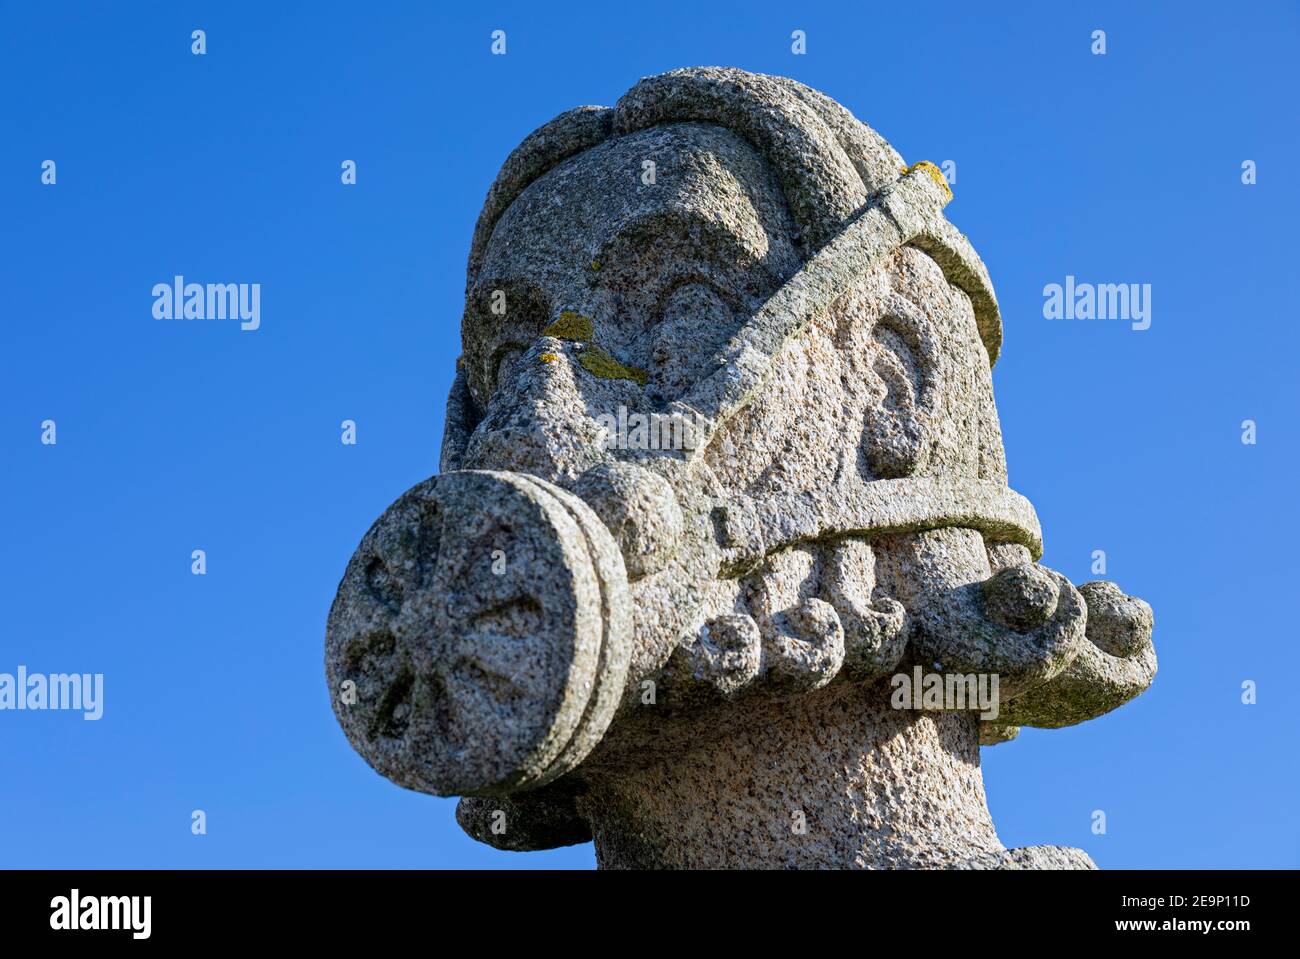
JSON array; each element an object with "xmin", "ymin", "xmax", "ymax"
[{"xmin": 325, "ymin": 68, "xmax": 1157, "ymax": 868}]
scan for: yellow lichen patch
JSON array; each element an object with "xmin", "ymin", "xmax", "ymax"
[
  {"xmin": 590, "ymin": 260, "xmax": 601, "ymax": 271},
  {"xmin": 578, "ymin": 346, "xmax": 648, "ymax": 386},
  {"xmin": 539, "ymin": 352, "xmax": 559, "ymax": 364},
  {"xmin": 901, "ymin": 161, "xmax": 953, "ymax": 201},
  {"xmin": 542, "ymin": 311, "xmax": 594, "ymax": 341}
]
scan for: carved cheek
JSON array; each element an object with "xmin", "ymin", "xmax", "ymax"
[{"xmin": 862, "ymin": 308, "xmax": 940, "ymax": 478}]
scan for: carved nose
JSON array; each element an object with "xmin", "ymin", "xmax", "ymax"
[{"xmin": 325, "ymin": 470, "xmax": 631, "ymax": 797}]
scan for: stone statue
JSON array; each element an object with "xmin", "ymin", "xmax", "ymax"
[{"xmin": 324, "ymin": 67, "xmax": 1156, "ymax": 869}]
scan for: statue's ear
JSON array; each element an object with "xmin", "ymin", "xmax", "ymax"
[
  {"xmin": 861, "ymin": 301, "xmax": 940, "ymax": 478},
  {"xmin": 439, "ymin": 363, "xmax": 481, "ymax": 473}
]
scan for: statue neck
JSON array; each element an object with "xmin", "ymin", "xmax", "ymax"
[{"xmin": 577, "ymin": 679, "xmax": 1008, "ymax": 869}]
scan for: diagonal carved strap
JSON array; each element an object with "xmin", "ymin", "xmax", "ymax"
[{"xmin": 664, "ymin": 166, "xmax": 1000, "ymax": 468}]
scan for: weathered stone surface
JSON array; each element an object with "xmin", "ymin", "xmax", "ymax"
[
  {"xmin": 325, "ymin": 67, "xmax": 1156, "ymax": 869},
  {"xmin": 456, "ymin": 782, "xmax": 591, "ymax": 852},
  {"xmin": 997, "ymin": 581, "xmax": 1157, "ymax": 729},
  {"xmin": 325, "ymin": 469, "xmax": 630, "ymax": 796}
]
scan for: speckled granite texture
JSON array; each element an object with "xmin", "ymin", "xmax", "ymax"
[{"xmin": 325, "ymin": 67, "xmax": 1156, "ymax": 869}]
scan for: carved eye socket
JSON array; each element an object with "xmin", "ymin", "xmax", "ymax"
[
  {"xmin": 465, "ymin": 278, "xmax": 550, "ymax": 400},
  {"xmin": 658, "ymin": 282, "xmax": 733, "ymax": 334},
  {"xmin": 648, "ymin": 281, "xmax": 740, "ymax": 399}
]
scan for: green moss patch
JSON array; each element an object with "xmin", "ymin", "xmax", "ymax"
[
  {"xmin": 578, "ymin": 346, "xmax": 649, "ymax": 386},
  {"xmin": 542, "ymin": 311, "xmax": 594, "ymax": 341}
]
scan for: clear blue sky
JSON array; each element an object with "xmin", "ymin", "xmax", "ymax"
[{"xmin": 2, "ymin": 1, "xmax": 1297, "ymax": 869}]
